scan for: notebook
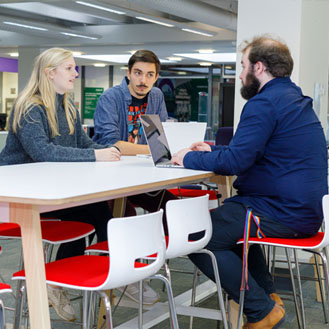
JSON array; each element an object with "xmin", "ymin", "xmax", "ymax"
[{"xmin": 140, "ymin": 115, "xmax": 184, "ymax": 168}]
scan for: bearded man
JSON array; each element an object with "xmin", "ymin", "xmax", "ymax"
[{"xmin": 172, "ymin": 36, "xmax": 328, "ymax": 329}]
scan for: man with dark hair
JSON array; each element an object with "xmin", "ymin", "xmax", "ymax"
[
  {"xmin": 172, "ymin": 36, "xmax": 328, "ymax": 328},
  {"xmin": 94, "ymin": 49, "xmax": 177, "ymax": 305}
]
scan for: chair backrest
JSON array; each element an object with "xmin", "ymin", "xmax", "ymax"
[
  {"xmin": 318, "ymin": 194, "xmax": 329, "ymax": 249},
  {"xmin": 99, "ymin": 209, "xmax": 166, "ymax": 290},
  {"xmin": 215, "ymin": 126, "xmax": 233, "ymax": 146},
  {"xmin": 165, "ymin": 195, "xmax": 212, "ymax": 259}
]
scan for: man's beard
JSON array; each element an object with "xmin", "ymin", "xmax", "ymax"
[{"xmin": 240, "ymin": 72, "xmax": 260, "ymax": 100}]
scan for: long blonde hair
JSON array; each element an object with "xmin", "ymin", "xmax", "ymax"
[{"xmin": 12, "ymin": 47, "xmax": 77, "ymax": 137}]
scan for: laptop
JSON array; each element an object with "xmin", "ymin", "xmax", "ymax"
[{"xmin": 140, "ymin": 114, "xmax": 184, "ymax": 168}]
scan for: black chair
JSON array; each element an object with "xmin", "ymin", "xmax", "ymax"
[{"xmin": 215, "ymin": 126, "xmax": 233, "ymax": 146}]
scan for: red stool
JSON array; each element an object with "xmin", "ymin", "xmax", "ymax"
[{"xmin": 236, "ymin": 194, "xmax": 329, "ymax": 329}]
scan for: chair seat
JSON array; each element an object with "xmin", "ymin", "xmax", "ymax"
[
  {"xmin": 168, "ymin": 188, "xmax": 218, "ymax": 200},
  {"xmin": 13, "ymin": 255, "xmax": 147, "ymax": 290},
  {"xmin": 237, "ymin": 232, "xmax": 324, "ymax": 249},
  {"xmin": 0, "ymin": 221, "xmax": 95, "ymax": 244},
  {"xmin": 0, "ymin": 283, "xmax": 11, "ymax": 293}
]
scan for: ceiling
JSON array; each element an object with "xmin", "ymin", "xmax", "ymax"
[{"xmin": 0, "ymin": 0, "xmax": 238, "ymax": 67}]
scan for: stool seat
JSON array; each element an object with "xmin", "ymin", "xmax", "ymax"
[
  {"xmin": 168, "ymin": 188, "xmax": 218, "ymax": 200},
  {"xmin": 237, "ymin": 232, "xmax": 324, "ymax": 249},
  {"xmin": 0, "ymin": 283, "xmax": 11, "ymax": 294},
  {"xmin": 0, "ymin": 221, "xmax": 95, "ymax": 244}
]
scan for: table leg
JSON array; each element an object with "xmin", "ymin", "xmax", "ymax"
[{"xmin": 10, "ymin": 203, "xmax": 51, "ymax": 329}]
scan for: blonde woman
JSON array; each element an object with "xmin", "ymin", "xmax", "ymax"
[{"xmin": 0, "ymin": 48, "xmax": 119, "ymax": 321}]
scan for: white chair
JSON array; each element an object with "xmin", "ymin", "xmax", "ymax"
[
  {"xmin": 165, "ymin": 195, "xmax": 229, "ymax": 329},
  {"xmin": 13, "ymin": 210, "xmax": 179, "ymax": 329},
  {"xmin": 237, "ymin": 194, "xmax": 329, "ymax": 329}
]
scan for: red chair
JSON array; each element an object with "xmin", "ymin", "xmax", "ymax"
[
  {"xmin": 0, "ymin": 246, "xmax": 12, "ymax": 329},
  {"xmin": 236, "ymin": 194, "xmax": 329, "ymax": 329},
  {"xmin": 0, "ymin": 220, "xmax": 95, "ymax": 327},
  {"xmin": 12, "ymin": 210, "xmax": 179, "ymax": 329},
  {"xmin": 0, "ymin": 282, "xmax": 11, "ymax": 329}
]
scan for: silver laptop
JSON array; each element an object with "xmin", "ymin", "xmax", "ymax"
[{"xmin": 140, "ymin": 115, "xmax": 183, "ymax": 168}]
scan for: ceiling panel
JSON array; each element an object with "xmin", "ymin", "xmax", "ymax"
[{"xmin": 0, "ymin": 0, "xmax": 238, "ymax": 66}]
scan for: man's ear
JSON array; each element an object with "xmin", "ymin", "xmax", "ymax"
[
  {"xmin": 126, "ymin": 69, "xmax": 130, "ymax": 81},
  {"xmin": 254, "ymin": 61, "xmax": 266, "ymax": 77}
]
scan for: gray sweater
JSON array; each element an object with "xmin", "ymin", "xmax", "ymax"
[{"xmin": 0, "ymin": 94, "xmax": 107, "ymax": 165}]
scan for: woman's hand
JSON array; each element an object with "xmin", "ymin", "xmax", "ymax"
[
  {"xmin": 95, "ymin": 147, "xmax": 121, "ymax": 161},
  {"xmin": 190, "ymin": 141, "xmax": 211, "ymax": 152}
]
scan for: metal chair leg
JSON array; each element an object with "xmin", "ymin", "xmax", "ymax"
[
  {"xmin": 97, "ymin": 291, "xmax": 113, "ymax": 329},
  {"xmin": 138, "ymin": 280, "xmax": 143, "ymax": 329},
  {"xmin": 0, "ymin": 299, "xmax": 5, "ymax": 329},
  {"xmin": 293, "ymin": 250, "xmax": 306, "ymax": 329},
  {"xmin": 199, "ymin": 249, "xmax": 229, "ymax": 329},
  {"xmin": 285, "ymin": 248, "xmax": 302, "ymax": 329},
  {"xmin": 189, "ymin": 265, "xmax": 199, "ymax": 329},
  {"xmin": 150, "ymin": 274, "xmax": 179, "ymax": 329},
  {"xmin": 237, "ymin": 244, "xmax": 249, "ymax": 329},
  {"xmin": 313, "ymin": 252, "xmax": 328, "ymax": 323}
]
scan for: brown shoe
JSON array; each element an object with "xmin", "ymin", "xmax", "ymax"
[
  {"xmin": 244, "ymin": 304, "xmax": 285, "ymax": 329},
  {"xmin": 270, "ymin": 293, "xmax": 284, "ymax": 307}
]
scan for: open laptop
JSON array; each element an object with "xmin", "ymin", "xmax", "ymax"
[{"xmin": 140, "ymin": 114, "xmax": 184, "ymax": 168}]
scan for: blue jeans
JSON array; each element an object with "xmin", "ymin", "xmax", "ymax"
[{"xmin": 189, "ymin": 201, "xmax": 310, "ymax": 323}]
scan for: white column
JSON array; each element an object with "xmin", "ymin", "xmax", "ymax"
[
  {"xmin": 234, "ymin": 0, "xmax": 329, "ymax": 135},
  {"xmin": 18, "ymin": 47, "xmax": 41, "ymax": 93}
]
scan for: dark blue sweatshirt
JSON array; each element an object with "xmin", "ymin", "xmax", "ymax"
[{"xmin": 184, "ymin": 77, "xmax": 328, "ymax": 235}]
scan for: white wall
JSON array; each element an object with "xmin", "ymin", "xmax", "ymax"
[{"xmin": 234, "ymin": 0, "xmax": 329, "ymax": 135}]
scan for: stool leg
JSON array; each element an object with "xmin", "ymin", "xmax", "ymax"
[
  {"xmin": 0, "ymin": 299, "xmax": 5, "ymax": 329},
  {"xmin": 150, "ymin": 274, "xmax": 179, "ymax": 329},
  {"xmin": 189, "ymin": 265, "xmax": 199, "ymax": 329},
  {"xmin": 237, "ymin": 245, "xmax": 249, "ymax": 329},
  {"xmin": 138, "ymin": 280, "xmax": 143, "ymax": 329},
  {"xmin": 199, "ymin": 249, "xmax": 229, "ymax": 329},
  {"xmin": 318, "ymin": 250, "xmax": 329, "ymax": 322},
  {"xmin": 285, "ymin": 248, "xmax": 302, "ymax": 329},
  {"xmin": 293, "ymin": 249, "xmax": 306, "ymax": 329},
  {"xmin": 313, "ymin": 252, "xmax": 328, "ymax": 322},
  {"xmin": 98, "ymin": 291, "xmax": 113, "ymax": 329}
]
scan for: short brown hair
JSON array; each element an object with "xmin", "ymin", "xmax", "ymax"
[
  {"xmin": 128, "ymin": 50, "xmax": 161, "ymax": 75},
  {"xmin": 241, "ymin": 35, "xmax": 294, "ymax": 77}
]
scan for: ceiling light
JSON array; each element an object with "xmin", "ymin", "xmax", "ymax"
[
  {"xmin": 93, "ymin": 63, "xmax": 106, "ymax": 67},
  {"xmin": 120, "ymin": 66, "xmax": 128, "ymax": 70},
  {"xmin": 177, "ymin": 71, "xmax": 187, "ymax": 75},
  {"xmin": 3, "ymin": 21, "xmax": 48, "ymax": 31},
  {"xmin": 181, "ymin": 28, "xmax": 213, "ymax": 37},
  {"xmin": 9, "ymin": 52, "xmax": 19, "ymax": 57},
  {"xmin": 129, "ymin": 50, "xmax": 137, "ymax": 55},
  {"xmin": 199, "ymin": 62, "xmax": 212, "ymax": 66},
  {"xmin": 75, "ymin": 1, "xmax": 125, "ymax": 15},
  {"xmin": 76, "ymin": 54, "xmax": 131, "ymax": 63},
  {"xmin": 135, "ymin": 17, "xmax": 174, "ymax": 27},
  {"xmin": 60, "ymin": 32, "xmax": 98, "ymax": 40},
  {"xmin": 72, "ymin": 51, "xmax": 82, "ymax": 56},
  {"xmin": 174, "ymin": 52, "xmax": 236, "ymax": 63},
  {"xmin": 198, "ymin": 49, "xmax": 215, "ymax": 54},
  {"xmin": 167, "ymin": 56, "xmax": 183, "ymax": 61}
]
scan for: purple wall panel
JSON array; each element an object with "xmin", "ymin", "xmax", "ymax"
[{"xmin": 0, "ymin": 57, "xmax": 18, "ymax": 73}]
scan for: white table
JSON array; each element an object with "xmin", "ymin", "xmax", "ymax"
[{"xmin": 0, "ymin": 156, "xmax": 215, "ymax": 329}]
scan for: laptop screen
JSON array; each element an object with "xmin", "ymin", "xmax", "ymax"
[{"xmin": 140, "ymin": 115, "xmax": 172, "ymax": 165}]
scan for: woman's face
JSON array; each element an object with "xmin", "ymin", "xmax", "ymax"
[{"xmin": 48, "ymin": 56, "xmax": 78, "ymax": 94}]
